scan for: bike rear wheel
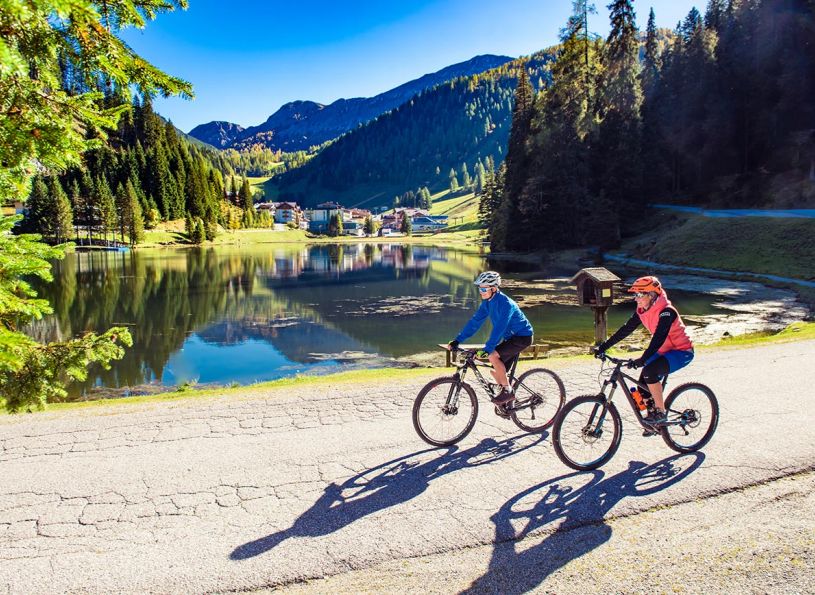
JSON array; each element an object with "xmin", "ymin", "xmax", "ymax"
[
  {"xmin": 412, "ymin": 377, "xmax": 478, "ymax": 446},
  {"xmin": 510, "ymin": 368, "xmax": 565, "ymax": 432},
  {"xmin": 660, "ymin": 382, "xmax": 719, "ymax": 453},
  {"xmin": 553, "ymin": 395, "xmax": 622, "ymax": 471}
]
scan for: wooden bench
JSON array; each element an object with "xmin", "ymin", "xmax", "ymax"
[{"xmin": 438, "ymin": 343, "xmax": 549, "ymax": 367}]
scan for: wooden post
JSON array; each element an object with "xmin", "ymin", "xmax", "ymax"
[{"xmin": 593, "ymin": 306, "xmax": 608, "ymax": 345}]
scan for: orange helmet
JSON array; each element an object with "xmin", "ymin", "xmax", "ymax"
[{"xmin": 628, "ymin": 276, "xmax": 662, "ymax": 294}]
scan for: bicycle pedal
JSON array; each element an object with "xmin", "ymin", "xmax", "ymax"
[
  {"xmin": 642, "ymin": 429, "xmax": 658, "ymax": 437},
  {"xmin": 494, "ymin": 406, "xmax": 511, "ymax": 419}
]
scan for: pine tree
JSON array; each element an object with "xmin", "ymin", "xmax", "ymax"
[
  {"xmin": 80, "ymin": 172, "xmax": 96, "ymax": 243},
  {"xmin": 24, "ymin": 177, "xmax": 53, "ymax": 236},
  {"xmin": 114, "ymin": 182, "xmax": 128, "ymax": 243},
  {"xmin": 148, "ymin": 143, "xmax": 178, "ymax": 220},
  {"xmin": 204, "ymin": 220, "xmax": 218, "ymax": 241},
  {"xmin": 478, "ymin": 171, "xmax": 496, "ymax": 228},
  {"xmin": 122, "ymin": 180, "xmax": 144, "ymax": 246},
  {"xmin": 240, "ymin": 177, "xmax": 253, "ymax": 212},
  {"xmin": 494, "ymin": 66, "xmax": 534, "ymax": 250},
  {"xmin": 191, "ymin": 218, "xmax": 205, "ymax": 244},
  {"xmin": 96, "ymin": 178, "xmax": 117, "ymax": 245},
  {"xmin": 241, "ymin": 208, "xmax": 255, "ymax": 229},
  {"xmin": 593, "ymin": 0, "xmax": 642, "ymax": 243},
  {"xmin": 0, "ymin": 217, "xmax": 133, "ymax": 412},
  {"xmin": 486, "ymin": 163, "xmax": 507, "ymax": 245},
  {"xmin": 704, "ymin": 0, "xmax": 728, "ymax": 32},
  {"xmin": 364, "ymin": 215, "xmax": 375, "ymax": 236},
  {"xmin": 474, "ymin": 162, "xmax": 487, "ymax": 194},
  {"xmin": 641, "ymin": 8, "xmax": 660, "ymax": 99},
  {"xmin": 400, "ymin": 213, "xmax": 413, "ymax": 236},
  {"xmin": 639, "ymin": 8, "xmax": 666, "ymax": 199},
  {"xmin": 53, "ymin": 180, "xmax": 73, "ymax": 245},
  {"xmin": 422, "ymin": 187, "xmax": 433, "ymax": 209},
  {"xmin": 0, "ymin": 0, "xmax": 192, "ymax": 203},
  {"xmin": 449, "ymin": 168, "xmax": 460, "ymax": 193},
  {"xmin": 69, "ymin": 181, "xmax": 82, "ymax": 243},
  {"xmin": 509, "ymin": 1, "xmax": 601, "ymax": 251},
  {"xmin": 328, "ymin": 213, "xmax": 344, "ymax": 237},
  {"xmin": 461, "ymin": 163, "xmax": 471, "ymax": 188}
]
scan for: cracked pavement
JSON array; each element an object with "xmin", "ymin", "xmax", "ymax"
[{"xmin": 1, "ymin": 340, "xmax": 813, "ymax": 593}]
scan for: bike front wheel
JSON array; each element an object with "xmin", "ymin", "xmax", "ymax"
[
  {"xmin": 553, "ymin": 395, "xmax": 622, "ymax": 471},
  {"xmin": 412, "ymin": 377, "xmax": 478, "ymax": 446},
  {"xmin": 511, "ymin": 368, "xmax": 565, "ymax": 432},
  {"xmin": 660, "ymin": 382, "xmax": 719, "ymax": 453}
]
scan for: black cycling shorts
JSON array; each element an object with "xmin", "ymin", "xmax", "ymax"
[
  {"xmin": 640, "ymin": 356, "xmax": 671, "ymax": 384},
  {"xmin": 496, "ymin": 335, "xmax": 533, "ymax": 367}
]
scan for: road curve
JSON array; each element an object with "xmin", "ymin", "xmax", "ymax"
[{"xmin": 1, "ymin": 340, "xmax": 813, "ymax": 593}]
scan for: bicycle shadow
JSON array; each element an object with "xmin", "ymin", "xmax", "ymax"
[
  {"xmin": 460, "ymin": 452, "xmax": 705, "ymax": 594},
  {"xmin": 231, "ymin": 432, "xmax": 547, "ymax": 560}
]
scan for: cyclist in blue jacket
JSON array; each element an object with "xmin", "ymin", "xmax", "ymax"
[{"xmin": 448, "ymin": 271, "xmax": 534, "ymax": 407}]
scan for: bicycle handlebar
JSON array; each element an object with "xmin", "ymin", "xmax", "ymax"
[
  {"xmin": 449, "ymin": 347, "xmax": 487, "ymax": 364},
  {"xmin": 593, "ymin": 350, "xmax": 638, "ymax": 368}
]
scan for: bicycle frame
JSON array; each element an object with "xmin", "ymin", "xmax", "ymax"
[
  {"xmin": 453, "ymin": 352, "xmax": 517, "ymax": 395},
  {"xmin": 443, "ymin": 350, "xmax": 525, "ymax": 408},
  {"xmin": 597, "ymin": 356, "xmax": 679, "ymax": 430}
]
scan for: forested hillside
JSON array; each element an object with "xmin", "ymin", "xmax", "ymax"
[
  {"xmin": 22, "ymin": 97, "xmax": 266, "ymax": 245},
  {"xmin": 189, "ymin": 55, "xmax": 514, "ymax": 153},
  {"xmin": 485, "ymin": 0, "xmax": 815, "ymax": 253},
  {"xmin": 265, "ymin": 53, "xmax": 555, "ymax": 208}
]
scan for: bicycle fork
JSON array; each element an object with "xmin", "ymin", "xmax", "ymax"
[
  {"xmin": 586, "ymin": 381, "xmax": 616, "ymax": 437},
  {"xmin": 443, "ymin": 370, "xmax": 466, "ymax": 414}
]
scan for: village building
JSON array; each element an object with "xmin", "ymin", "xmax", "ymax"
[
  {"xmin": 273, "ymin": 202, "xmax": 306, "ymax": 228},
  {"xmin": 304, "ymin": 202, "xmax": 349, "ymax": 233}
]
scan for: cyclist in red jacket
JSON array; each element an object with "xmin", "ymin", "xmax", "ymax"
[{"xmin": 596, "ymin": 276, "xmax": 694, "ymax": 426}]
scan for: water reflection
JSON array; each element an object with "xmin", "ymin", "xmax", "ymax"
[
  {"xmin": 27, "ymin": 243, "xmax": 754, "ymax": 399},
  {"xmin": 27, "ymin": 244, "xmax": 501, "ymax": 397}
]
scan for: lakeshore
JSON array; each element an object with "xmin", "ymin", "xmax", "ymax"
[{"xmin": 7, "ymin": 321, "xmax": 813, "ymax": 414}]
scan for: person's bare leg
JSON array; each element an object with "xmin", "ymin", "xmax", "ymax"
[
  {"xmin": 488, "ymin": 352, "xmax": 508, "ymax": 387},
  {"xmin": 647, "ymin": 382, "xmax": 665, "ymax": 412}
]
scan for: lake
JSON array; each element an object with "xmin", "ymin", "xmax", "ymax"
[{"xmin": 25, "ymin": 243, "xmax": 807, "ymax": 399}]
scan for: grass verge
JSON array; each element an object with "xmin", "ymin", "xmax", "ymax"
[
  {"xmin": 626, "ymin": 215, "xmax": 815, "ymax": 281},
  {"xmin": 705, "ymin": 321, "xmax": 815, "ymax": 348}
]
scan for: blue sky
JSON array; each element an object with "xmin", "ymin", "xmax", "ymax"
[{"xmin": 122, "ymin": 0, "xmax": 702, "ymax": 132}]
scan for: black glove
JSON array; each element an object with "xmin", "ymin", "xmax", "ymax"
[
  {"xmin": 448, "ymin": 340, "xmax": 460, "ymax": 351},
  {"xmin": 629, "ymin": 357, "xmax": 645, "ymax": 369}
]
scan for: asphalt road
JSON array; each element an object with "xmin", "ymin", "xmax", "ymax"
[{"xmin": 1, "ymin": 340, "xmax": 813, "ymax": 593}]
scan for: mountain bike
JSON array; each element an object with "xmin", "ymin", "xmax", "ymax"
[
  {"xmin": 412, "ymin": 348, "xmax": 565, "ymax": 446},
  {"xmin": 552, "ymin": 352, "xmax": 719, "ymax": 471}
]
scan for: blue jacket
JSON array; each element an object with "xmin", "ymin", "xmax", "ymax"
[{"xmin": 455, "ymin": 291, "xmax": 533, "ymax": 353}]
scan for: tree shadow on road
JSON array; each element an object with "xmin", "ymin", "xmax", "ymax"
[
  {"xmin": 460, "ymin": 452, "xmax": 705, "ymax": 594},
  {"xmin": 231, "ymin": 433, "xmax": 547, "ymax": 560}
]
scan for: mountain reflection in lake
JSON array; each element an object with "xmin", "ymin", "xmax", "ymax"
[{"xmin": 25, "ymin": 243, "xmax": 805, "ymax": 400}]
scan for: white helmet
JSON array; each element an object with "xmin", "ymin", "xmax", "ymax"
[{"xmin": 474, "ymin": 271, "xmax": 501, "ymax": 287}]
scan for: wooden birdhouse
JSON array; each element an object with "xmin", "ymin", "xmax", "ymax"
[
  {"xmin": 569, "ymin": 267, "xmax": 622, "ymax": 343},
  {"xmin": 569, "ymin": 267, "xmax": 621, "ymax": 307}
]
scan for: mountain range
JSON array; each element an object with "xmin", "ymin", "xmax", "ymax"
[
  {"xmin": 264, "ymin": 51, "xmax": 554, "ymax": 209},
  {"xmin": 188, "ymin": 54, "xmax": 513, "ymax": 152}
]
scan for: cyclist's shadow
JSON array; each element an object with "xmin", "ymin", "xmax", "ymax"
[
  {"xmin": 231, "ymin": 433, "xmax": 546, "ymax": 560},
  {"xmin": 460, "ymin": 452, "xmax": 705, "ymax": 595}
]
